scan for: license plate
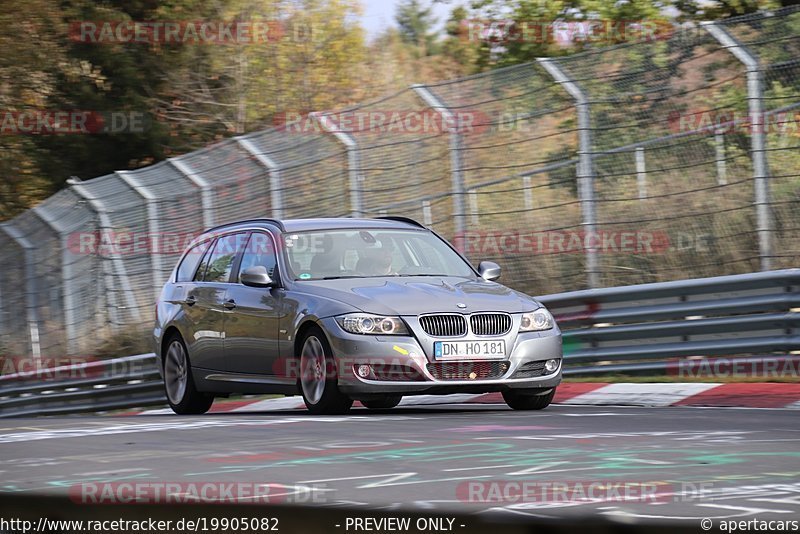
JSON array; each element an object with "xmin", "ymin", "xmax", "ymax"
[{"xmin": 434, "ymin": 340, "xmax": 506, "ymax": 360}]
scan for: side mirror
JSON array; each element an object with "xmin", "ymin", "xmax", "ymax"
[
  {"xmin": 240, "ymin": 265, "xmax": 275, "ymax": 288},
  {"xmin": 478, "ymin": 261, "xmax": 501, "ymax": 281}
]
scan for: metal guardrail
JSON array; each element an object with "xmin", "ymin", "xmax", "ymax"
[
  {"xmin": 541, "ymin": 269, "xmax": 800, "ymax": 375},
  {"xmin": 0, "ymin": 354, "xmax": 164, "ymax": 417},
  {"xmin": 0, "ymin": 270, "xmax": 798, "ymax": 417}
]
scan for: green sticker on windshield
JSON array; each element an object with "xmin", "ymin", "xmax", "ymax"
[{"xmin": 299, "ymin": 273, "xmax": 312, "ymax": 280}]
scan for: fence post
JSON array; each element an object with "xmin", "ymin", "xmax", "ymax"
[
  {"xmin": 235, "ymin": 135, "xmax": 284, "ymax": 219},
  {"xmin": 703, "ymin": 21, "xmax": 771, "ymax": 271},
  {"xmin": 168, "ymin": 157, "xmax": 215, "ymax": 230},
  {"xmin": 422, "ymin": 200, "xmax": 432, "ymax": 226},
  {"xmin": 635, "ymin": 147, "xmax": 648, "ymax": 200},
  {"xmin": 538, "ymin": 58, "xmax": 599, "ymax": 288},
  {"xmin": 0, "ymin": 223, "xmax": 41, "ymax": 362},
  {"xmin": 116, "ymin": 171, "xmax": 165, "ymax": 299},
  {"xmin": 522, "ymin": 175, "xmax": 533, "ymax": 212},
  {"xmin": 468, "ymin": 190, "xmax": 479, "ymax": 226},
  {"xmin": 412, "ymin": 84, "xmax": 467, "ymax": 250},
  {"xmin": 714, "ymin": 129, "xmax": 728, "ymax": 185},
  {"xmin": 31, "ymin": 206, "xmax": 80, "ymax": 355},
  {"xmin": 310, "ymin": 112, "xmax": 363, "ymax": 218},
  {"xmin": 67, "ymin": 179, "xmax": 142, "ymax": 327}
]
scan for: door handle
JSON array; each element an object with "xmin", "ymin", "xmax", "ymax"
[
  {"xmin": 184, "ymin": 296, "xmax": 197, "ymax": 306},
  {"xmin": 222, "ymin": 299, "xmax": 236, "ymax": 310}
]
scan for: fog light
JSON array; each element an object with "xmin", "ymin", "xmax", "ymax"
[
  {"xmin": 356, "ymin": 364, "xmax": 371, "ymax": 378},
  {"xmin": 545, "ymin": 359, "xmax": 559, "ymax": 373}
]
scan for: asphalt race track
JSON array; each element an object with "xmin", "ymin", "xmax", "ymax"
[{"xmin": 1, "ymin": 403, "xmax": 799, "ymax": 526}]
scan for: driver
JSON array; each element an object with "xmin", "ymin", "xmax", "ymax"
[{"xmin": 357, "ymin": 248, "xmax": 395, "ymax": 276}]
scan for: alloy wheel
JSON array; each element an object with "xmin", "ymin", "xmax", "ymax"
[
  {"xmin": 164, "ymin": 340, "xmax": 188, "ymax": 405},
  {"xmin": 300, "ymin": 335, "xmax": 326, "ymax": 404}
]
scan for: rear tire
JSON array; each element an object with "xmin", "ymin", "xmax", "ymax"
[
  {"xmin": 298, "ymin": 326, "xmax": 353, "ymax": 415},
  {"xmin": 163, "ymin": 334, "xmax": 214, "ymax": 415},
  {"xmin": 502, "ymin": 388, "xmax": 555, "ymax": 411},
  {"xmin": 361, "ymin": 395, "xmax": 402, "ymax": 410}
]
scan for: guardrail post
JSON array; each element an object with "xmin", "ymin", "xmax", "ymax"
[
  {"xmin": 234, "ymin": 135, "xmax": 284, "ymax": 219},
  {"xmin": 31, "ymin": 206, "xmax": 80, "ymax": 355},
  {"xmin": 310, "ymin": 112, "xmax": 363, "ymax": 218},
  {"xmin": 538, "ymin": 58, "xmax": 599, "ymax": 288},
  {"xmin": 67, "ymin": 179, "xmax": 142, "ymax": 327},
  {"xmin": 703, "ymin": 21, "xmax": 772, "ymax": 271},
  {"xmin": 116, "ymin": 171, "xmax": 165, "ymax": 299},
  {"xmin": 412, "ymin": 84, "xmax": 467, "ymax": 250},
  {"xmin": 0, "ymin": 223, "xmax": 41, "ymax": 362},
  {"xmin": 168, "ymin": 158, "xmax": 215, "ymax": 229}
]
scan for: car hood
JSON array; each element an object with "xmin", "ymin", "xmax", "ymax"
[{"xmin": 295, "ymin": 276, "xmax": 539, "ymax": 316}]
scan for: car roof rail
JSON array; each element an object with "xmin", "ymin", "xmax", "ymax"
[
  {"xmin": 205, "ymin": 218, "xmax": 285, "ymax": 233},
  {"xmin": 376, "ymin": 216, "xmax": 426, "ymax": 228}
]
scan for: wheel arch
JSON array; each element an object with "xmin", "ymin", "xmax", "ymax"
[
  {"xmin": 293, "ymin": 318, "xmax": 326, "ymax": 359},
  {"xmin": 293, "ymin": 317, "xmax": 347, "ymax": 378}
]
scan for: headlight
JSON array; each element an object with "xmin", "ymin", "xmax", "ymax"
[
  {"xmin": 336, "ymin": 313, "xmax": 409, "ymax": 335},
  {"xmin": 519, "ymin": 308, "xmax": 554, "ymax": 331}
]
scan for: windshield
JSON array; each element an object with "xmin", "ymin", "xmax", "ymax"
[{"xmin": 282, "ymin": 228, "xmax": 476, "ymax": 280}]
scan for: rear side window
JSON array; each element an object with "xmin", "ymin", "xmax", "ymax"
[
  {"xmin": 194, "ymin": 240, "xmax": 215, "ymax": 282},
  {"xmin": 176, "ymin": 240, "xmax": 211, "ymax": 282},
  {"xmin": 199, "ymin": 233, "xmax": 249, "ymax": 283}
]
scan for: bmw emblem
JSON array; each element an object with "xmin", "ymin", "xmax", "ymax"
[{"xmin": 456, "ymin": 303, "xmax": 467, "ymax": 309}]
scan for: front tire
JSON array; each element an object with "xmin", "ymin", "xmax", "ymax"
[
  {"xmin": 502, "ymin": 388, "xmax": 555, "ymax": 411},
  {"xmin": 298, "ymin": 327, "xmax": 353, "ymax": 415},
  {"xmin": 163, "ymin": 334, "xmax": 213, "ymax": 415},
  {"xmin": 361, "ymin": 395, "xmax": 402, "ymax": 410}
]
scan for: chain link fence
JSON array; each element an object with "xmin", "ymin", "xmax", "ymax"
[{"xmin": 1, "ymin": 7, "xmax": 798, "ymax": 359}]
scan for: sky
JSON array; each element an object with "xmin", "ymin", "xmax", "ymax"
[{"xmin": 359, "ymin": 0, "xmax": 459, "ymax": 39}]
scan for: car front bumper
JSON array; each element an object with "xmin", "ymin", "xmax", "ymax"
[{"xmin": 319, "ymin": 317, "xmax": 563, "ymax": 396}]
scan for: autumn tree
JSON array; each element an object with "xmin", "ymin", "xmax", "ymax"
[
  {"xmin": 396, "ymin": 0, "xmax": 438, "ymax": 56},
  {"xmin": 154, "ymin": 0, "xmax": 367, "ymax": 147}
]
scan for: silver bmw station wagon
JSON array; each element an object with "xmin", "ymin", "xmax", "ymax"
[{"xmin": 153, "ymin": 217, "xmax": 562, "ymax": 414}]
